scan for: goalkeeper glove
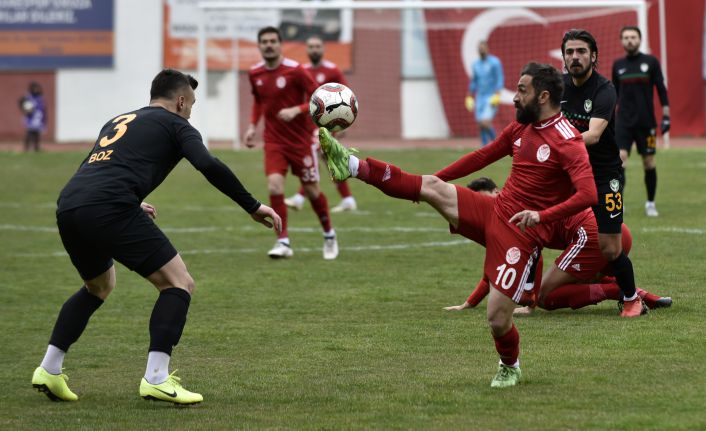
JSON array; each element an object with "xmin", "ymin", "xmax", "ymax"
[
  {"xmin": 464, "ymin": 95, "xmax": 475, "ymax": 112},
  {"xmin": 660, "ymin": 115, "xmax": 670, "ymax": 134},
  {"xmin": 489, "ymin": 93, "xmax": 501, "ymax": 107}
]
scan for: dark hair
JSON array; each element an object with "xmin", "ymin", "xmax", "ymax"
[
  {"xmin": 150, "ymin": 69, "xmax": 198, "ymax": 100},
  {"xmin": 258, "ymin": 26, "xmax": 282, "ymax": 43},
  {"xmin": 520, "ymin": 62, "xmax": 564, "ymax": 107},
  {"xmin": 620, "ymin": 26, "xmax": 642, "ymax": 39},
  {"xmin": 467, "ymin": 177, "xmax": 498, "ymax": 193},
  {"xmin": 562, "ymin": 28, "xmax": 598, "ymax": 68}
]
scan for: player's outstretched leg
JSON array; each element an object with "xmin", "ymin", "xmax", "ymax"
[{"xmin": 319, "ymin": 127, "xmax": 422, "ymax": 202}]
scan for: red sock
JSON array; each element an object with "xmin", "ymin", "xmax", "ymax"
[
  {"xmin": 467, "ymin": 278, "xmax": 490, "ymax": 307},
  {"xmin": 636, "ymin": 287, "xmax": 661, "ymax": 308},
  {"xmin": 493, "ymin": 324, "xmax": 520, "ymax": 366},
  {"xmin": 600, "ymin": 282, "xmax": 622, "ymax": 300},
  {"xmin": 297, "ymin": 186, "xmax": 305, "ymax": 195},
  {"xmin": 310, "ymin": 192, "xmax": 332, "ymax": 232},
  {"xmin": 336, "ymin": 180, "xmax": 352, "ymax": 198},
  {"xmin": 270, "ymin": 194, "xmax": 288, "ymax": 239},
  {"xmin": 543, "ymin": 283, "xmax": 612, "ymax": 310},
  {"xmin": 359, "ymin": 158, "xmax": 422, "ymax": 202}
]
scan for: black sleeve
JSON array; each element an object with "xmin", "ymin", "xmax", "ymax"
[
  {"xmin": 651, "ymin": 57, "xmax": 669, "ymax": 107},
  {"xmin": 611, "ymin": 61, "xmax": 620, "ymax": 98},
  {"xmin": 178, "ymin": 124, "xmax": 261, "ymax": 213},
  {"xmin": 591, "ymin": 82, "xmax": 617, "ymax": 121}
]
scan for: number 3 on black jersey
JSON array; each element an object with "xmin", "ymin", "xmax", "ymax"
[
  {"xmin": 604, "ymin": 192, "xmax": 623, "ymax": 212},
  {"xmin": 99, "ymin": 113, "xmax": 137, "ymax": 147}
]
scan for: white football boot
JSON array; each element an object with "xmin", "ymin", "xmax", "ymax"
[
  {"xmin": 268, "ymin": 241, "xmax": 293, "ymax": 259},
  {"xmin": 645, "ymin": 201, "xmax": 659, "ymax": 217},
  {"xmin": 331, "ymin": 196, "xmax": 357, "ymax": 213},
  {"xmin": 323, "ymin": 235, "xmax": 339, "ymax": 260}
]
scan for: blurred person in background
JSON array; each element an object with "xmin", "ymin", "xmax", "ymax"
[{"xmin": 18, "ymin": 82, "xmax": 47, "ymax": 152}]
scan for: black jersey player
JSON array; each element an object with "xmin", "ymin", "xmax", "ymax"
[
  {"xmin": 31, "ymin": 69, "xmax": 281, "ymax": 405},
  {"xmin": 612, "ymin": 26, "xmax": 670, "ymax": 217},
  {"xmin": 560, "ymin": 29, "xmax": 646, "ymax": 318}
]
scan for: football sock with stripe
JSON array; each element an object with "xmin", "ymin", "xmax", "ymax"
[{"xmin": 359, "ymin": 158, "xmax": 422, "ymax": 202}]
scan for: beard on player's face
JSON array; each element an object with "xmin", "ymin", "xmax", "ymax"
[
  {"xmin": 515, "ymin": 95, "xmax": 541, "ymax": 124},
  {"xmin": 308, "ymin": 52, "xmax": 322, "ymax": 64},
  {"xmin": 566, "ymin": 59, "xmax": 592, "ymax": 79}
]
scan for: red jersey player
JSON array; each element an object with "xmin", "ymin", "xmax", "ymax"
[
  {"xmin": 285, "ymin": 35, "xmax": 358, "ymax": 213},
  {"xmin": 442, "ymin": 178, "xmax": 671, "ymax": 313},
  {"xmin": 244, "ymin": 27, "xmax": 338, "ymax": 260},
  {"xmin": 319, "ymin": 63, "xmax": 597, "ymax": 388}
]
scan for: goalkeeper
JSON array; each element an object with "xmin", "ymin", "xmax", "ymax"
[{"xmin": 466, "ymin": 40, "xmax": 504, "ymax": 146}]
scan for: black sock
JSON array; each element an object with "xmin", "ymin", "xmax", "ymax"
[
  {"xmin": 611, "ymin": 252, "xmax": 636, "ymax": 299},
  {"xmin": 645, "ymin": 168, "xmax": 657, "ymax": 201},
  {"xmin": 149, "ymin": 288, "xmax": 191, "ymax": 355},
  {"xmin": 49, "ymin": 286, "xmax": 104, "ymax": 352}
]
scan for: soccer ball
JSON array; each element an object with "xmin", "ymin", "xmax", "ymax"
[
  {"xmin": 22, "ymin": 99, "xmax": 35, "ymax": 113},
  {"xmin": 309, "ymin": 83, "xmax": 358, "ymax": 132}
]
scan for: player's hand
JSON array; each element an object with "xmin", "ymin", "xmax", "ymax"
[
  {"xmin": 140, "ymin": 202, "xmax": 157, "ymax": 219},
  {"xmin": 509, "ymin": 210, "xmax": 540, "ymax": 232},
  {"xmin": 513, "ymin": 306, "xmax": 535, "ymax": 315},
  {"xmin": 443, "ymin": 301, "xmax": 472, "ymax": 311},
  {"xmin": 489, "ymin": 93, "xmax": 501, "ymax": 107},
  {"xmin": 464, "ymin": 95, "xmax": 475, "ymax": 112},
  {"xmin": 277, "ymin": 106, "xmax": 301, "ymax": 122},
  {"xmin": 660, "ymin": 115, "xmax": 671, "ymax": 134},
  {"xmin": 250, "ymin": 204, "xmax": 283, "ymax": 233},
  {"xmin": 243, "ymin": 125, "xmax": 257, "ymax": 148}
]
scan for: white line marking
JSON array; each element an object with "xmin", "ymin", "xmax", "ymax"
[
  {"xmin": 0, "ymin": 224, "xmax": 449, "ymax": 234},
  {"xmin": 641, "ymin": 227, "xmax": 705, "ymax": 235},
  {"xmin": 15, "ymin": 239, "xmax": 471, "ymax": 258}
]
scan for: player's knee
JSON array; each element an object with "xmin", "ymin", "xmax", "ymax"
[
  {"xmin": 600, "ymin": 244, "xmax": 621, "ymax": 262},
  {"xmin": 178, "ymin": 273, "xmax": 196, "ymax": 295},
  {"xmin": 85, "ymin": 282, "xmax": 114, "ymax": 300},
  {"xmin": 643, "ymin": 157, "xmax": 655, "ymax": 170},
  {"xmin": 487, "ymin": 314, "xmax": 512, "ymax": 337}
]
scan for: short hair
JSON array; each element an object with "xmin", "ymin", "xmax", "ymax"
[
  {"xmin": 562, "ymin": 28, "xmax": 599, "ymax": 68},
  {"xmin": 258, "ymin": 26, "xmax": 282, "ymax": 43},
  {"xmin": 620, "ymin": 26, "xmax": 642, "ymax": 39},
  {"xmin": 467, "ymin": 177, "xmax": 498, "ymax": 193},
  {"xmin": 520, "ymin": 62, "xmax": 564, "ymax": 107},
  {"xmin": 150, "ymin": 69, "xmax": 198, "ymax": 101}
]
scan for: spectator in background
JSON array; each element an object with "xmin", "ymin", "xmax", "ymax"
[
  {"xmin": 18, "ymin": 82, "xmax": 46, "ymax": 152},
  {"xmin": 466, "ymin": 41, "xmax": 504, "ymax": 147}
]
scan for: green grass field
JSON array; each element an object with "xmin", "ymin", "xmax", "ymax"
[{"xmin": 1, "ymin": 147, "xmax": 705, "ymax": 430}]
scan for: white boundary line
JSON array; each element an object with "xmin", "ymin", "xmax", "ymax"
[
  {"xmin": 0, "ymin": 224, "xmax": 451, "ymax": 234},
  {"xmin": 16, "ymin": 239, "xmax": 471, "ymax": 258}
]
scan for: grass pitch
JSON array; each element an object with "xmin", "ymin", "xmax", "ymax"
[{"xmin": 1, "ymin": 146, "xmax": 705, "ymax": 430}]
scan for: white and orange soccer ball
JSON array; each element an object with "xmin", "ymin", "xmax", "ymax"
[{"xmin": 309, "ymin": 83, "xmax": 358, "ymax": 132}]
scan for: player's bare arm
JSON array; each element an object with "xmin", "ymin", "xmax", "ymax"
[
  {"xmin": 277, "ymin": 106, "xmax": 303, "ymax": 122},
  {"xmin": 443, "ymin": 301, "xmax": 472, "ymax": 311},
  {"xmin": 582, "ymin": 117, "xmax": 609, "ymax": 146},
  {"xmin": 244, "ymin": 124, "xmax": 257, "ymax": 148}
]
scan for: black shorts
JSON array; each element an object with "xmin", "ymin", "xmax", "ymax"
[
  {"xmin": 56, "ymin": 204, "xmax": 177, "ymax": 280},
  {"xmin": 616, "ymin": 125, "xmax": 657, "ymax": 156},
  {"xmin": 591, "ymin": 176, "xmax": 624, "ymax": 234}
]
